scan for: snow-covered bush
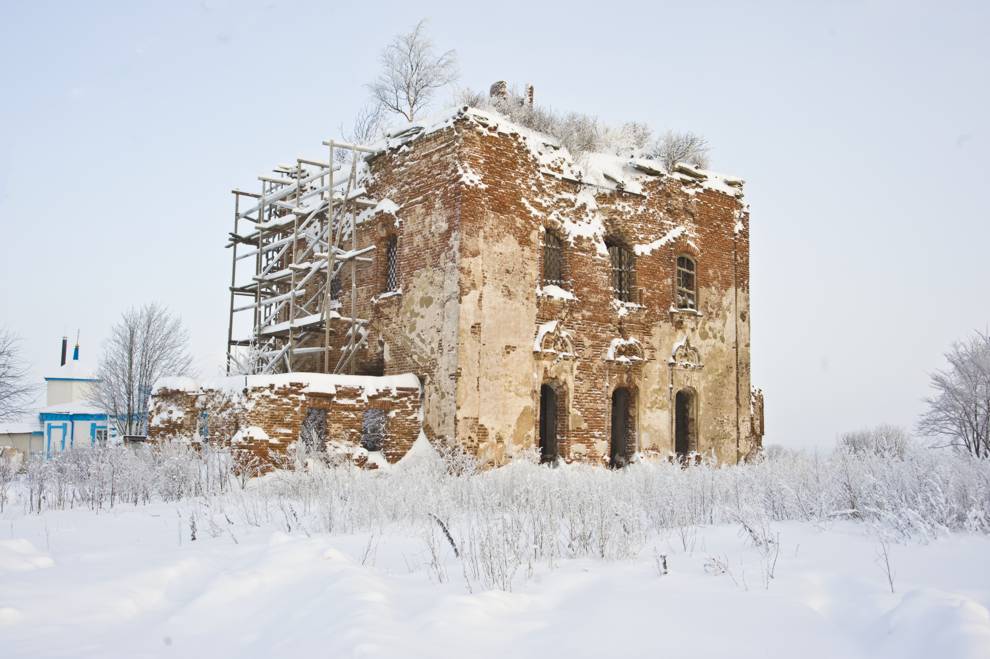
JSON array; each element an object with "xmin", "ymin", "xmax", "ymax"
[
  {"xmin": 840, "ymin": 424, "xmax": 913, "ymax": 458},
  {"xmin": 18, "ymin": 443, "xmax": 234, "ymax": 513},
  {"xmin": 457, "ymin": 86, "xmax": 709, "ymax": 168},
  {"xmin": 7, "ymin": 441, "xmax": 990, "ymax": 590},
  {"xmin": 652, "ymin": 130, "xmax": 710, "ymax": 170}
]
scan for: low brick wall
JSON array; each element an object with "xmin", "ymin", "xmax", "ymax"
[{"xmin": 149, "ymin": 373, "xmax": 422, "ymax": 469}]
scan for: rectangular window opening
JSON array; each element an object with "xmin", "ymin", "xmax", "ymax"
[
  {"xmin": 361, "ymin": 409, "xmax": 387, "ymax": 452},
  {"xmin": 384, "ymin": 237, "xmax": 399, "ymax": 292},
  {"xmin": 607, "ymin": 241, "xmax": 635, "ymax": 302},
  {"xmin": 543, "ymin": 231, "xmax": 564, "ymax": 287},
  {"xmin": 300, "ymin": 408, "xmax": 327, "ymax": 453},
  {"xmin": 676, "ymin": 256, "xmax": 697, "ymax": 310}
]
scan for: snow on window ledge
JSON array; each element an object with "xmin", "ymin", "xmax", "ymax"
[
  {"xmin": 372, "ymin": 289, "xmax": 403, "ymax": 304},
  {"xmin": 536, "ymin": 284, "xmax": 577, "ymax": 301},
  {"xmin": 611, "ymin": 299, "xmax": 644, "ymax": 317}
]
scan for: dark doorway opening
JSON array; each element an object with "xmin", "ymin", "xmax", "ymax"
[
  {"xmin": 539, "ymin": 384, "xmax": 558, "ymax": 463},
  {"xmin": 610, "ymin": 387, "xmax": 633, "ymax": 468},
  {"xmin": 675, "ymin": 389, "xmax": 696, "ymax": 457}
]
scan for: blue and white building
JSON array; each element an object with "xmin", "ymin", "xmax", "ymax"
[{"xmin": 0, "ymin": 338, "xmax": 112, "ymax": 458}]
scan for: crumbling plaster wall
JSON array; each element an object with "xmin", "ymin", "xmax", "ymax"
[
  {"xmin": 452, "ymin": 118, "xmax": 754, "ymax": 465},
  {"xmin": 248, "ymin": 110, "xmax": 757, "ymax": 466},
  {"xmin": 328, "ymin": 127, "xmax": 466, "ymax": 444}
]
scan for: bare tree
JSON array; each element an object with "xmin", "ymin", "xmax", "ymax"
[
  {"xmin": 368, "ymin": 19, "xmax": 457, "ymax": 123},
  {"xmin": 228, "ymin": 345, "xmax": 263, "ymax": 376},
  {"xmin": 347, "ymin": 102, "xmax": 385, "ymax": 144},
  {"xmin": 0, "ymin": 328, "xmax": 34, "ymax": 422},
  {"xmin": 653, "ymin": 130, "xmax": 711, "ymax": 171},
  {"xmin": 334, "ymin": 102, "xmax": 386, "ymax": 164},
  {"xmin": 918, "ymin": 330, "xmax": 990, "ymax": 458},
  {"xmin": 91, "ymin": 304, "xmax": 193, "ymax": 436}
]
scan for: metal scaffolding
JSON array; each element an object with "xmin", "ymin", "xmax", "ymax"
[{"xmin": 225, "ymin": 141, "xmax": 380, "ymax": 375}]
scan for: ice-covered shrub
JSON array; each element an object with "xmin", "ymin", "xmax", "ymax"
[
  {"xmin": 652, "ymin": 130, "xmax": 710, "ymax": 170},
  {"xmin": 6, "ymin": 439, "xmax": 990, "ymax": 590},
  {"xmin": 457, "ymin": 87, "xmax": 692, "ymax": 163},
  {"xmin": 840, "ymin": 424, "xmax": 912, "ymax": 458}
]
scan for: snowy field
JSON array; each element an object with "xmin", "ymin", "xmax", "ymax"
[{"xmin": 2, "ymin": 444, "xmax": 990, "ymax": 659}]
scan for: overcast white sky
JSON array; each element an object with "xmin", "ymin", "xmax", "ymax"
[{"xmin": 1, "ymin": 1, "xmax": 987, "ymax": 449}]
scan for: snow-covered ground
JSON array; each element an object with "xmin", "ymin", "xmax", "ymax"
[{"xmin": 2, "ymin": 447, "xmax": 990, "ymax": 658}]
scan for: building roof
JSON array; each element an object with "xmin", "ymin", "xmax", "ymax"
[
  {"xmin": 233, "ymin": 105, "xmax": 747, "ymax": 250},
  {"xmin": 369, "ymin": 105, "xmax": 745, "ymax": 199},
  {"xmin": 38, "ymin": 401, "xmax": 106, "ymax": 415},
  {"xmin": 44, "ymin": 355, "xmax": 97, "ymax": 381},
  {"xmin": 155, "ymin": 372, "xmax": 422, "ymax": 397},
  {"xmin": 0, "ymin": 420, "xmax": 43, "ymax": 435}
]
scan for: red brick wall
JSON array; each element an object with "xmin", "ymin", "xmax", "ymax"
[
  {"xmin": 322, "ymin": 127, "xmax": 466, "ymax": 444},
  {"xmin": 229, "ymin": 109, "xmax": 760, "ymax": 467},
  {"xmin": 148, "ymin": 377, "xmax": 422, "ymax": 469},
  {"xmin": 452, "ymin": 115, "xmax": 756, "ymax": 465}
]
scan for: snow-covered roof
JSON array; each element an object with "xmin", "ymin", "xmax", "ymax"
[
  {"xmin": 155, "ymin": 372, "xmax": 422, "ymax": 397},
  {"xmin": 0, "ymin": 420, "xmax": 43, "ymax": 434},
  {"xmin": 38, "ymin": 401, "xmax": 105, "ymax": 415},
  {"xmin": 45, "ymin": 355, "xmax": 97, "ymax": 381},
  {"xmin": 362, "ymin": 105, "xmax": 746, "ymax": 260},
  {"xmin": 371, "ymin": 105, "xmax": 745, "ymax": 200}
]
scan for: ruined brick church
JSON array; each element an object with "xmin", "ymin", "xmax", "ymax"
[{"xmin": 150, "ymin": 84, "xmax": 763, "ymax": 467}]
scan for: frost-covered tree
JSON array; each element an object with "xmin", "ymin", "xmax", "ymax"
[
  {"xmin": 839, "ymin": 424, "xmax": 911, "ymax": 458},
  {"xmin": 457, "ymin": 86, "xmax": 701, "ymax": 163},
  {"xmin": 299, "ymin": 408, "xmax": 327, "ymax": 454},
  {"xmin": 0, "ymin": 452, "xmax": 15, "ymax": 512},
  {"xmin": 458, "ymin": 86, "xmax": 603, "ymax": 157},
  {"xmin": 918, "ymin": 331, "xmax": 990, "ymax": 458},
  {"xmin": 0, "ymin": 328, "xmax": 34, "ymax": 422},
  {"xmin": 607, "ymin": 121, "xmax": 654, "ymax": 154},
  {"xmin": 227, "ymin": 345, "xmax": 263, "ymax": 376},
  {"xmin": 369, "ymin": 19, "xmax": 457, "ymax": 122},
  {"xmin": 91, "ymin": 304, "xmax": 193, "ymax": 436},
  {"xmin": 653, "ymin": 130, "xmax": 711, "ymax": 170}
]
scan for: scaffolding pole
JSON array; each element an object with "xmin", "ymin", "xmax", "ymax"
[{"xmin": 225, "ymin": 139, "xmax": 380, "ymax": 376}]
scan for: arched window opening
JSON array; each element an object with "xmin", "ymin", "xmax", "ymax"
[
  {"xmin": 676, "ymin": 256, "xmax": 697, "ymax": 310},
  {"xmin": 674, "ymin": 388, "xmax": 697, "ymax": 458},
  {"xmin": 543, "ymin": 230, "xmax": 565, "ymax": 287},
  {"xmin": 610, "ymin": 387, "xmax": 636, "ymax": 468},
  {"xmin": 606, "ymin": 238, "xmax": 636, "ymax": 302},
  {"xmin": 539, "ymin": 384, "xmax": 559, "ymax": 464}
]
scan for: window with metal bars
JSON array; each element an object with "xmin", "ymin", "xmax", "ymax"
[
  {"xmin": 606, "ymin": 239, "xmax": 635, "ymax": 302},
  {"xmin": 330, "ymin": 274, "xmax": 342, "ymax": 301},
  {"xmin": 542, "ymin": 230, "xmax": 565, "ymax": 286},
  {"xmin": 384, "ymin": 236, "xmax": 399, "ymax": 292},
  {"xmin": 676, "ymin": 256, "xmax": 697, "ymax": 310}
]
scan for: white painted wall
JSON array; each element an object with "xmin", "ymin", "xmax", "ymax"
[
  {"xmin": 0, "ymin": 432, "xmax": 42, "ymax": 454},
  {"xmin": 46, "ymin": 379, "xmax": 95, "ymax": 406},
  {"xmin": 42, "ymin": 419, "xmax": 108, "ymax": 455}
]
